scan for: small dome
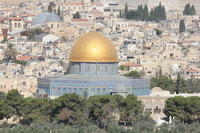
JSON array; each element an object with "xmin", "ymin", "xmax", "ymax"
[
  {"xmin": 69, "ymin": 31, "xmax": 118, "ymax": 63},
  {"xmin": 31, "ymin": 12, "xmax": 61, "ymax": 26}
]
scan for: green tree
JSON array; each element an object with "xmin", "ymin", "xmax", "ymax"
[
  {"xmin": 47, "ymin": 2, "xmax": 56, "ymax": 13},
  {"xmin": 4, "ymin": 90, "xmax": 24, "ymax": 120},
  {"xmin": 119, "ymin": 10, "xmax": 123, "ymax": 18},
  {"xmin": 4, "ymin": 43, "xmax": 17, "ymax": 61},
  {"xmin": 183, "ymin": 4, "xmax": 196, "ymax": 15},
  {"xmin": 124, "ymin": 71, "xmax": 143, "ymax": 78},
  {"xmin": 151, "ymin": 76, "xmax": 176, "ymax": 92},
  {"xmin": 165, "ymin": 96, "xmax": 200, "ymax": 123},
  {"xmin": 191, "ymin": 5, "xmax": 196, "ymax": 15},
  {"xmin": 124, "ymin": 2, "xmax": 128, "ymax": 19},
  {"xmin": 118, "ymin": 95, "xmax": 143, "ymax": 125},
  {"xmin": 57, "ymin": 6, "xmax": 61, "ymax": 17},
  {"xmin": 73, "ymin": 12, "xmax": 81, "ymax": 19},
  {"xmin": 21, "ymin": 98, "xmax": 52, "ymax": 125},
  {"xmin": 183, "ymin": 3, "xmax": 191, "ymax": 15},
  {"xmin": 87, "ymin": 95, "xmax": 117, "ymax": 129},
  {"xmin": 51, "ymin": 94, "xmax": 86, "ymax": 125},
  {"xmin": 143, "ymin": 4, "xmax": 149, "ymax": 20},
  {"xmin": 164, "ymin": 96, "xmax": 187, "ymax": 122},
  {"xmin": 155, "ymin": 28, "xmax": 162, "ymax": 36},
  {"xmin": 119, "ymin": 65, "xmax": 126, "ymax": 71},
  {"xmin": 179, "ymin": 20, "xmax": 186, "ymax": 33}
]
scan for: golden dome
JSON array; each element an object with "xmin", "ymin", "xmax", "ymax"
[{"xmin": 69, "ymin": 31, "xmax": 118, "ymax": 63}]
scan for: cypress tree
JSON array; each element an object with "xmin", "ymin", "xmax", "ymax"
[
  {"xmin": 179, "ymin": 20, "xmax": 186, "ymax": 33},
  {"xmin": 119, "ymin": 10, "xmax": 122, "ymax": 18},
  {"xmin": 183, "ymin": 3, "xmax": 196, "ymax": 15},
  {"xmin": 57, "ymin": 6, "xmax": 61, "ymax": 16},
  {"xmin": 144, "ymin": 4, "xmax": 149, "ymax": 21},
  {"xmin": 124, "ymin": 2, "xmax": 128, "ymax": 19},
  {"xmin": 47, "ymin": 2, "xmax": 56, "ymax": 13},
  {"xmin": 149, "ymin": 9, "xmax": 154, "ymax": 21},
  {"xmin": 137, "ymin": 5, "xmax": 143, "ymax": 20},
  {"xmin": 191, "ymin": 5, "xmax": 196, "ymax": 15},
  {"xmin": 73, "ymin": 12, "xmax": 81, "ymax": 19},
  {"xmin": 162, "ymin": 6, "xmax": 166, "ymax": 20}
]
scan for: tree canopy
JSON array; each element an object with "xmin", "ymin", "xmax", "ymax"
[
  {"xmin": 165, "ymin": 96, "xmax": 200, "ymax": 123},
  {"xmin": 124, "ymin": 3, "xmax": 166, "ymax": 22},
  {"xmin": 183, "ymin": 4, "xmax": 196, "ymax": 15},
  {"xmin": 179, "ymin": 20, "xmax": 186, "ymax": 33},
  {"xmin": 73, "ymin": 12, "xmax": 81, "ymax": 19},
  {"xmin": 124, "ymin": 71, "xmax": 143, "ymax": 78},
  {"xmin": 0, "ymin": 90, "xmax": 144, "ymax": 129},
  {"xmin": 47, "ymin": 2, "xmax": 56, "ymax": 13},
  {"xmin": 1, "ymin": 90, "xmax": 200, "ymax": 132},
  {"xmin": 151, "ymin": 76, "xmax": 200, "ymax": 93}
]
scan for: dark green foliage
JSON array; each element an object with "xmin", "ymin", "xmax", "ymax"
[
  {"xmin": 107, "ymin": 124, "xmax": 129, "ymax": 133},
  {"xmin": 124, "ymin": 2, "xmax": 128, "ymax": 19},
  {"xmin": 13, "ymin": 60, "xmax": 27, "ymax": 66},
  {"xmin": 151, "ymin": 75, "xmax": 200, "ymax": 93},
  {"xmin": 143, "ymin": 4, "xmax": 149, "ymax": 20},
  {"xmin": 4, "ymin": 90, "xmax": 200, "ymax": 132},
  {"xmin": 57, "ymin": 6, "xmax": 61, "ymax": 16},
  {"xmin": 151, "ymin": 76, "xmax": 176, "ymax": 92},
  {"xmin": 118, "ymin": 10, "xmax": 123, "ymax": 18},
  {"xmin": 118, "ymin": 95, "xmax": 143, "ymax": 124},
  {"xmin": 124, "ymin": 71, "xmax": 143, "ymax": 78},
  {"xmin": 73, "ymin": 12, "xmax": 81, "ymax": 19},
  {"xmin": 148, "ymin": 3, "xmax": 166, "ymax": 22},
  {"xmin": 0, "ymin": 122, "xmax": 103, "ymax": 133},
  {"xmin": 0, "ymin": 59, "xmax": 27, "ymax": 66},
  {"xmin": 47, "ymin": 2, "xmax": 56, "ymax": 13},
  {"xmin": 155, "ymin": 28, "xmax": 162, "ymax": 36},
  {"xmin": 119, "ymin": 65, "xmax": 126, "ymax": 70},
  {"xmin": 0, "ymin": 91, "xmax": 146, "ymax": 131},
  {"xmin": 1, "ymin": 121, "xmax": 200, "ymax": 133},
  {"xmin": 4, "ymin": 90, "xmax": 24, "ymax": 119},
  {"xmin": 21, "ymin": 98, "xmax": 52, "ymax": 124},
  {"xmin": 51, "ymin": 93, "xmax": 86, "ymax": 125},
  {"xmin": 131, "ymin": 114, "xmax": 156, "ymax": 133},
  {"xmin": 165, "ymin": 96, "xmax": 200, "ymax": 123},
  {"xmin": 155, "ymin": 122, "xmax": 200, "ymax": 133},
  {"xmin": 87, "ymin": 95, "xmax": 117, "ymax": 129},
  {"xmin": 124, "ymin": 3, "xmax": 166, "ymax": 22},
  {"xmin": 179, "ymin": 20, "xmax": 186, "ymax": 33},
  {"xmin": 183, "ymin": 4, "xmax": 196, "ymax": 15}
]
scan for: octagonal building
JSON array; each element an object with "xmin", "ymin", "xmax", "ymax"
[{"xmin": 37, "ymin": 31, "xmax": 150, "ymax": 98}]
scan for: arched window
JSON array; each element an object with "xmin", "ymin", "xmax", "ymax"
[
  {"xmin": 18, "ymin": 23, "xmax": 20, "ymax": 27},
  {"xmin": 51, "ymin": 24, "xmax": 53, "ymax": 28}
]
